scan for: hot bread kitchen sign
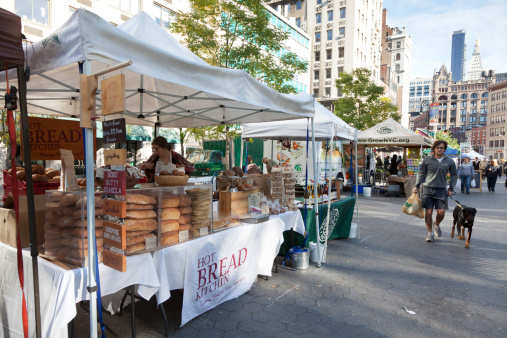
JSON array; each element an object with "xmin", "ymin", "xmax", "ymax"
[{"xmin": 181, "ymin": 236, "xmax": 257, "ymax": 325}]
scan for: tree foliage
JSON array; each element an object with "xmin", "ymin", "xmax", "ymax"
[
  {"xmin": 334, "ymin": 68, "xmax": 399, "ymax": 130},
  {"xmin": 172, "ymin": 0, "xmax": 307, "ymax": 94},
  {"xmin": 435, "ymin": 131, "xmax": 459, "ymax": 150}
]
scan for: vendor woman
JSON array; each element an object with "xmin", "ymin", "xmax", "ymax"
[{"xmin": 139, "ymin": 136, "xmax": 194, "ymax": 182}]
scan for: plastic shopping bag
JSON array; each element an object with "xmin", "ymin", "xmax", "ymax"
[
  {"xmin": 402, "ymin": 192, "xmax": 424, "ymax": 218},
  {"xmin": 471, "ymin": 177, "xmax": 477, "ymax": 188}
]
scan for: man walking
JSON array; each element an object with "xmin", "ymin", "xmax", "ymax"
[{"xmin": 414, "ymin": 140, "xmax": 457, "ymax": 242}]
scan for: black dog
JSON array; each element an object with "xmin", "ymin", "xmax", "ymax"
[{"xmin": 451, "ymin": 200, "xmax": 477, "ymax": 248}]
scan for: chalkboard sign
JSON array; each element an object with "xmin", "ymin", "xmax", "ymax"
[{"xmin": 103, "ymin": 118, "xmax": 126, "ymax": 144}]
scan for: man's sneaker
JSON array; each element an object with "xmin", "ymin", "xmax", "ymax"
[
  {"xmin": 425, "ymin": 233, "xmax": 434, "ymax": 242},
  {"xmin": 433, "ymin": 225, "xmax": 442, "ymax": 238}
]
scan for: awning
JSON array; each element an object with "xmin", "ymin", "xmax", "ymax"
[{"xmin": 358, "ymin": 118, "xmax": 433, "ymax": 147}]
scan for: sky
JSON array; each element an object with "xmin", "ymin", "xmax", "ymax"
[{"xmin": 383, "ymin": 0, "xmax": 507, "ymax": 80}]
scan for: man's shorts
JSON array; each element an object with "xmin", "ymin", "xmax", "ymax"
[{"xmin": 421, "ymin": 187, "xmax": 448, "ymax": 210}]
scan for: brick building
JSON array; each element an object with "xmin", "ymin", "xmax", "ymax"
[
  {"xmin": 465, "ymin": 127, "xmax": 487, "ymax": 154},
  {"xmin": 486, "ymin": 82, "xmax": 507, "ymax": 159}
]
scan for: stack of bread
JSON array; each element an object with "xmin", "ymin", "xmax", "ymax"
[
  {"xmin": 7, "ymin": 164, "xmax": 60, "ymax": 184},
  {"xmin": 270, "ymin": 168, "xmax": 284, "ymax": 205},
  {"xmin": 157, "ymin": 192, "xmax": 192, "ymax": 247},
  {"xmin": 125, "ymin": 193, "xmax": 157, "ymax": 254},
  {"xmin": 283, "ymin": 169, "xmax": 296, "ymax": 210},
  {"xmin": 187, "ymin": 188, "xmax": 211, "ymax": 238},
  {"xmin": 44, "ymin": 191, "xmax": 104, "ymax": 266}
]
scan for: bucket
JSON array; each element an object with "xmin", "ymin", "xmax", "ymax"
[
  {"xmin": 288, "ymin": 247, "xmax": 309, "ymax": 270},
  {"xmin": 363, "ymin": 187, "xmax": 372, "ymax": 197}
]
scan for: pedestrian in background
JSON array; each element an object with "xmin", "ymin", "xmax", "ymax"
[
  {"xmin": 389, "ymin": 154, "xmax": 398, "ymax": 175},
  {"xmin": 485, "ymin": 160, "xmax": 499, "ymax": 192},
  {"xmin": 458, "ymin": 157, "xmax": 474, "ymax": 194},
  {"xmin": 473, "ymin": 157, "xmax": 480, "ymax": 171},
  {"xmin": 414, "ymin": 140, "xmax": 457, "ymax": 242}
]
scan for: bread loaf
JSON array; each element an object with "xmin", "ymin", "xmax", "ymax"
[
  {"xmin": 125, "ymin": 218, "xmax": 157, "ymax": 231},
  {"xmin": 60, "ymin": 193, "xmax": 80, "ymax": 207},
  {"xmin": 178, "ymin": 215, "xmax": 192, "ymax": 225},
  {"xmin": 32, "ymin": 174, "xmax": 49, "ymax": 183},
  {"xmin": 179, "ymin": 224, "xmax": 191, "ymax": 231},
  {"xmin": 126, "ymin": 193, "xmax": 156, "ymax": 205},
  {"xmin": 70, "ymin": 227, "xmax": 104, "ymax": 238},
  {"xmin": 160, "ymin": 208, "xmax": 180, "ymax": 220},
  {"xmin": 126, "ymin": 209, "xmax": 157, "ymax": 219},
  {"xmin": 127, "ymin": 204, "xmax": 154, "ymax": 210},
  {"xmin": 160, "ymin": 220, "xmax": 179, "ymax": 233},
  {"xmin": 180, "ymin": 207, "xmax": 192, "ymax": 215},
  {"xmin": 159, "ymin": 195, "xmax": 180, "ymax": 208},
  {"xmin": 126, "ymin": 233, "xmax": 150, "ymax": 246},
  {"xmin": 179, "ymin": 195, "xmax": 192, "ymax": 207},
  {"xmin": 160, "ymin": 231, "xmax": 178, "ymax": 246},
  {"xmin": 126, "ymin": 230, "xmax": 152, "ymax": 240}
]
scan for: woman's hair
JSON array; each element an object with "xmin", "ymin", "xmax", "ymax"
[
  {"xmin": 432, "ymin": 140, "xmax": 448, "ymax": 151},
  {"xmin": 152, "ymin": 136, "xmax": 169, "ymax": 149}
]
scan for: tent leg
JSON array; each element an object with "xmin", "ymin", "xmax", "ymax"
[
  {"xmin": 17, "ymin": 65, "xmax": 42, "ymax": 338},
  {"xmin": 311, "ymin": 117, "xmax": 321, "ymax": 267},
  {"xmin": 271, "ymin": 139, "xmax": 274, "ymax": 163},
  {"xmin": 240, "ymin": 139, "xmax": 244, "ymax": 171},
  {"xmin": 354, "ymin": 131, "xmax": 359, "ymax": 239},
  {"xmin": 81, "ymin": 61, "xmax": 98, "ymax": 338}
]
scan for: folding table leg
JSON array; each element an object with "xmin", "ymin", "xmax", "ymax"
[
  {"xmin": 159, "ymin": 302, "xmax": 170, "ymax": 337},
  {"xmin": 130, "ymin": 285, "xmax": 136, "ymax": 338}
]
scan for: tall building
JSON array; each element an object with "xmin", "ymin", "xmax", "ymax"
[
  {"xmin": 465, "ymin": 127, "xmax": 487, "ymax": 154},
  {"xmin": 486, "ymin": 82, "xmax": 507, "ymax": 159},
  {"xmin": 431, "ymin": 65, "xmax": 495, "ymax": 133},
  {"xmin": 408, "ymin": 78, "xmax": 432, "ymax": 130},
  {"xmin": 467, "ymin": 40, "xmax": 483, "ymax": 81},
  {"xmin": 269, "ymin": 0, "xmax": 384, "ymax": 110},
  {"xmin": 380, "ymin": 8, "xmax": 397, "ymax": 110},
  {"xmin": 451, "ymin": 30, "xmax": 466, "ymax": 82},
  {"xmin": 495, "ymin": 72, "xmax": 507, "ymax": 84}
]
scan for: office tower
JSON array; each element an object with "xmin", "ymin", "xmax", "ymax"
[{"xmin": 451, "ymin": 30, "xmax": 466, "ymax": 82}]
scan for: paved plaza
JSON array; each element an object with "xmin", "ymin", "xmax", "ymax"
[{"xmin": 74, "ymin": 179, "xmax": 507, "ymax": 337}]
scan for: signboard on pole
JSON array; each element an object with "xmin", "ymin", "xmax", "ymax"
[
  {"xmin": 429, "ymin": 103, "xmax": 439, "ymax": 126},
  {"xmin": 103, "ymin": 118, "xmax": 126, "ymax": 143}
]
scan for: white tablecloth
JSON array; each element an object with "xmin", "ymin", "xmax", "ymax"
[
  {"xmin": 0, "ymin": 243, "xmax": 160, "ymax": 338},
  {"xmin": 144, "ymin": 211, "xmax": 305, "ymax": 304}
]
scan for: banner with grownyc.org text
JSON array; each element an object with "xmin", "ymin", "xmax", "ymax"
[{"xmin": 181, "ymin": 229, "xmax": 259, "ymax": 325}]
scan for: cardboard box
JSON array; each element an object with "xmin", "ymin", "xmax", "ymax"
[{"xmin": 0, "ymin": 195, "xmax": 46, "ymax": 248}]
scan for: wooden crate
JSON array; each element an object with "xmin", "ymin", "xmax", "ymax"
[
  {"xmin": 0, "ymin": 195, "xmax": 46, "ymax": 248},
  {"xmin": 218, "ymin": 189, "xmax": 259, "ymax": 217}
]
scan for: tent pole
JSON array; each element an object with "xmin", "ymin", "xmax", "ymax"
[
  {"xmin": 81, "ymin": 60, "xmax": 98, "ymax": 338},
  {"xmin": 17, "ymin": 65, "xmax": 42, "ymax": 338},
  {"xmin": 311, "ymin": 117, "xmax": 321, "ymax": 267},
  {"xmin": 240, "ymin": 139, "xmax": 244, "ymax": 171},
  {"xmin": 354, "ymin": 129, "xmax": 359, "ymax": 239},
  {"xmin": 324, "ymin": 139, "xmax": 331, "ymax": 263},
  {"xmin": 271, "ymin": 139, "xmax": 274, "ymax": 163}
]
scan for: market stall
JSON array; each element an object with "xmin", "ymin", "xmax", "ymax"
[
  {"xmin": 356, "ymin": 118, "xmax": 432, "ymax": 196},
  {"xmin": 242, "ymin": 102, "xmax": 357, "ymax": 264},
  {"xmin": 0, "ymin": 9, "xmax": 316, "ymax": 337}
]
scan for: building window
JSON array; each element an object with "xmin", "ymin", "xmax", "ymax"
[
  {"xmin": 316, "ymin": 13, "xmax": 321, "ymax": 24},
  {"xmin": 325, "ymin": 87, "xmax": 331, "ymax": 96},
  {"xmin": 16, "ymin": 0, "xmax": 49, "ymax": 25},
  {"xmin": 326, "ymin": 68, "xmax": 331, "ymax": 79},
  {"xmin": 295, "ymin": 17, "xmax": 301, "ymax": 28},
  {"xmin": 327, "ymin": 29, "xmax": 333, "ymax": 40},
  {"xmin": 154, "ymin": 2, "xmax": 176, "ymax": 29},
  {"xmin": 339, "ymin": 26, "xmax": 345, "ymax": 36},
  {"xmin": 315, "ymin": 31, "xmax": 321, "ymax": 42},
  {"xmin": 395, "ymin": 64, "xmax": 400, "ymax": 72},
  {"xmin": 296, "ymin": 0, "xmax": 302, "ymax": 10},
  {"xmin": 326, "ymin": 49, "xmax": 332, "ymax": 60},
  {"xmin": 396, "ymin": 53, "xmax": 400, "ymax": 61},
  {"xmin": 314, "ymin": 70, "xmax": 320, "ymax": 80},
  {"xmin": 482, "ymin": 92, "xmax": 488, "ymax": 98},
  {"xmin": 315, "ymin": 51, "xmax": 320, "ymax": 61},
  {"xmin": 339, "ymin": 7, "xmax": 346, "ymax": 18},
  {"xmin": 313, "ymin": 88, "xmax": 319, "ymax": 97},
  {"xmin": 397, "ymin": 41, "xmax": 401, "ymax": 49},
  {"xmin": 327, "ymin": 10, "xmax": 333, "ymax": 21},
  {"xmin": 338, "ymin": 66, "xmax": 344, "ymax": 75},
  {"xmin": 461, "ymin": 93, "xmax": 467, "ymax": 100},
  {"xmin": 338, "ymin": 47, "xmax": 344, "ymax": 58},
  {"xmin": 104, "ymin": 0, "xmax": 137, "ymax": 13}
]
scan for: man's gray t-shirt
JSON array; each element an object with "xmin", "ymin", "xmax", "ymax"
[{"xmin": 416, "ymin": 156, "xmax": 457, "ymax": 194}]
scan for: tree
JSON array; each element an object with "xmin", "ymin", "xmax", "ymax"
[
  {"xmin": 435, "ymin": 130, "xmax": 459, "ymax": 150},
  {"xmin": 172, "ymin": 0, "xmax": 308, "ymax": 94},
  {"xmin": 334, "ymin": 68, "xmax": 399, "ymax": 130}
]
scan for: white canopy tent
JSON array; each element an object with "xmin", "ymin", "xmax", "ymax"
[
  {"xmin": 462, "ymin": 150, "xmax": 486, "ymax": 160},
  {"xmin": 0, "ymin": 10, "xmax": 319, "ymax": 337},
  {"xmin": 242, "ymin": 102, "xmax": 357, "ymax": 265},
  {"xmin": 242, "ymin": 101, "xmax": 355, "ymax": 141},
  {"xmin": 358, "ymin": 118, "xmax": 433, "ymax": 147}
]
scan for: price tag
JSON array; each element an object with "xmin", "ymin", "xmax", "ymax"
[
  {"xmin": 104, "ymin": 149, "xmax": 127, "ymax": 166},
  {"xmin": 103, "ymin": 221, "xmax": 126, "ymax": 250}
]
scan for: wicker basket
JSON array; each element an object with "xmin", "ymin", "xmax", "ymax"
[{"xmin": 155, "ymin": 175, "xmax": 189, "ymax": 186}]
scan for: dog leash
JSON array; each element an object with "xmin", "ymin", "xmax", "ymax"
[{"xmin": 449, "ymin": 196, "xmax": 464, "ymax": 209}]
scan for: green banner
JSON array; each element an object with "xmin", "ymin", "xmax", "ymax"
[{"xmin": 302, "ymin": 197, "xmax": 356, "ymax": 244}]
